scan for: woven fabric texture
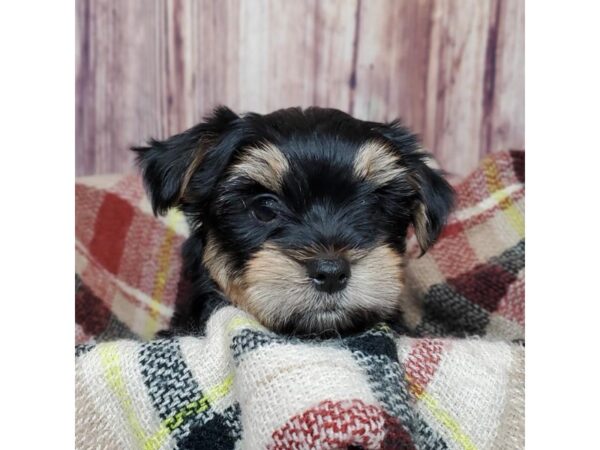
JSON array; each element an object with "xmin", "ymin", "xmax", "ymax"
[{"xmin": 75, "ymin": 151, "xmax": 525, "ymax": 449}]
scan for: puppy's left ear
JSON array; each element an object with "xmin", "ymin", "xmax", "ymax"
[{"xmin": 376, "ymin": 121, "xmax": 455, "ymax": 254}]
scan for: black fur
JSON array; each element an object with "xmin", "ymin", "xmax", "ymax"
[{"xmin": 133, "ymin": 106, "xmax": 454, "ymax": 336}]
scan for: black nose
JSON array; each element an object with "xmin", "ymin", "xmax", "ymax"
[{"xmin": 306, "ymin": 258, "xmax": 351, "ymax": 294}]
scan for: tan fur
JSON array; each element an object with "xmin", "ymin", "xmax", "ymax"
[
  {"xmin": 242, "ymin": 243, "xmax": 308, "ymax": 327},
  {"xmin": 228, "ymin": 142, "xmax": 290, "ymax": 192},
  {"xmin": 413, "ymin": 202, "xmax": 430, "ymax": 251},
  {"xmin": 240, "ymin": 242, "xmax": 404, "ymax": 333},
  {"xmin": 353, "ymin": 140, "xmax": 406, "ymax": 186},
  {"xmin": 202, "ymin": 232, "xmax": 247, "ymax": 306},
  {"xmin": 348, "ymin": 245, "xmax": 404, "ymax": 305}
]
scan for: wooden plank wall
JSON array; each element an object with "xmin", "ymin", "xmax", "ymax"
[{"xmin": 76, "ymin": 0, "xmax": 524, "ymax": 178}]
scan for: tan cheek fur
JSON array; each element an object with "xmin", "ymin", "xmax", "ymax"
[
  {"xmin": 242, "ymin": 244, "xmax": 309, "ymax": 328},
  {"xmin": 239, "ymin": 243, "xmax": 405, "ymax": 331},
  {"xmin": 202, "ymin": 232, "xmax": 247, "ymax": 307},
  {"xmin": 345, "ymin": 245, "xmax": 405, "ymax": 314}
]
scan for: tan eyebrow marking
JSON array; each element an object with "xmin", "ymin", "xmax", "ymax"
[
  {"xmin": 228, "ymin": 142, "xmax": 290, "ymax": 192},
  {"xmin": 353, "ymin": 140, "xmax": 406, "ymax": 186}
]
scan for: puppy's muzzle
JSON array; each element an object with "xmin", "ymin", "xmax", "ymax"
[{"xmin": 306, "ymin": 257, "xmax": 351, "ymax": 294}]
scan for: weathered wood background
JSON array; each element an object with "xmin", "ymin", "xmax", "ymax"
[{"xmin": 76, "ymin": 0, "xmax": 524, "ymax": 177}]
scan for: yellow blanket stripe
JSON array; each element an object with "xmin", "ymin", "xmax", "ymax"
[
  {"xmin": 146, "ymin": 373, "xmax": 234, "ymax": 450},
  {"xmin": 99, "ymin": 344, "xmax": 149, "ymax": 449},
  {"xmin": 483, "ymin": 159, "xmax": 524, "ymax": 238},
  {"xmin": 406, "ymin": 375, "xmax": 477, "ymax": 450},
  {"xmin": 99, "ymin": 343, "xmax": 234, "ymax": 450},
  {"xmin": 226, "ymin": 315, "xmax": 263, "ymax": 334},
  {"xmin": 146, "ymin": 210, "xmax": 181, "ymax": 338},
  {"xmin": 419, "ymin": 391, "xmax": 477, "ymax": 450}
]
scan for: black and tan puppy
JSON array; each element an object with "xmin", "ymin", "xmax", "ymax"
[{"xmin": 134, "ymin": 106, "xmax": 454, "ymax": 336}]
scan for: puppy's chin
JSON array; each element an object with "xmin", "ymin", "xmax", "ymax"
[{"xmin": 272, "ymin": 306, "xmax": 391, "ymax": 338}]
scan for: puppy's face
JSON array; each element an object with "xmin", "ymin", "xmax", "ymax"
[{"xmin": 135, "ymin": 107, "xmax": 454, "ymax": 335}]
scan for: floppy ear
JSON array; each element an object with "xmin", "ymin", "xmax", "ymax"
[
  {"xmin": 132, "ymin": 106, "xmax": 239, "ymax": 215},
  {"xmin": 409, "ymin": 160, "xmax": 455, "ymax": 253},
  {"xmin": 374, "ymin": 120, "xmax": 455, "ymax": 254}
]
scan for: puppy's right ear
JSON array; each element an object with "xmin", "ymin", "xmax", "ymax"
[{"xmin": 132, "ymin": 106, "xmax": 239, "ymax": 215}]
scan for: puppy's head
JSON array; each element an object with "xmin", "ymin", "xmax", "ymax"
[{"xmin": 134, "ymin": 107, "xmax": 454, "ymax": 335}]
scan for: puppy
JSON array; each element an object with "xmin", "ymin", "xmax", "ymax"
[{"xmin": 133, "ymin": 106, "xmax": 454, "ymax": 336}]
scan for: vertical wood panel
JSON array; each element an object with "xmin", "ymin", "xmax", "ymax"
[
  {"xmin": 76, "ymin": 0, "xmax": 524, "ymax": 177},
  {"xmin": 313, "ymin": 0, "xmax": 358, "ymax": 111},
  {"xmin": 76, "ymin": 0, "xmax": 165, "ymax": 175},
  {"xmin": 75, "ymin": 0, "xmax": 94, "ymax": 175},
  {"xmin": 423, "ymin": 0, "xmax": 495, "ymax": 176},
  {"xmin": 488, "ymin": 0, "xmax": 525, "ymax": 155},
  {"xmin": 265, "ymin": 0, "xmax": 318, "ymax": 111},
  {"xmin": 352, "ymin": 0, "xmax": 435, "ymax": 127},
  {"xmin": 244, "ymin": 0, "xmax": 318, "ymax": 112},
  {"xmin": 190, "ymin": 0, "xmax": 241, "ymax": 121}
]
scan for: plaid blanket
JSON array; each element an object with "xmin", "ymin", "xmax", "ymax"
[{"xmin": 76, "ymin": 151, "xmax": 525, "ymax": 449}]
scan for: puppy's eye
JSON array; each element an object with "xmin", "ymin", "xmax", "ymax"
[{"xmin": 249, "ymin": 194, "xmax": 280, "ymax": 223}]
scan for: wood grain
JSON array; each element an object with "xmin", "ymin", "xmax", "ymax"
[{"xmin": 76, "ymin": 0, "xmax": 524, "ymax": 177}]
